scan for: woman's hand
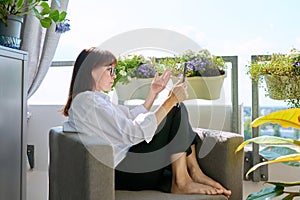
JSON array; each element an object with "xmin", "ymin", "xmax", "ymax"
[
  {"xmin": 143, "ymin": 69, "xmax": 172, "ymax": 111},
  {"xmin": 154, "ymin": 78, "xmax": 188, "ymax": 125},
  {"xmin": 150, "ymin": 69, "xmax": 172, "ymax": 95},
  {"xmin": 169, "ymin": 80, "xmax": 188, "ymax": 103}
]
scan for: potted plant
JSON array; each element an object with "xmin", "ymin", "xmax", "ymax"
[
  {"xmin": 159, "ymin": 49, "xmax": 227, "ymax": 100},
  {"xmin": 246, "ymin": 48, "xmax": 300, "ymax": 108},
  {"xmin": 236, "ymin": 108, "xmax": 300, "ymax": 199},
  {"xmin": 114, "ymin": 54, "xmax": 162, "ymax": 102},
  {"xmin": 0, "ymin": 0, "xmax": 70, "ymax": 49}
]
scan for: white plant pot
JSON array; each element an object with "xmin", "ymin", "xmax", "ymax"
[
  {"xmin": 115, "ymin": 78, "xmax": 153, "ymax": 101},
  {"xmin": 184, "ymin": 75, "xmax": 226, "ymax": 100}
]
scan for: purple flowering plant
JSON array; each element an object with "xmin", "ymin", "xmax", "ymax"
[
  {"xmin": 133, "ymin": 63, "xmax": 156, "ymax": 78},
  {"xmin": 180, "ymin": 49, "xmax": 226, "ymax": 77},
  {"xmin": 158, "ymin": 49, "xmax": 226, "ymax": 77}
]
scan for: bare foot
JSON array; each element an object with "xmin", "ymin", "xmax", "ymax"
[
  {"xmin": 171, "ymin": 175, "xmax": 219, "ymax": 195},
  {"xmin": 189, "ymin": 170, "xmax": 231, "ymax": 197}
]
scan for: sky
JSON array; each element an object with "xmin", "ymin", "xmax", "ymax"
[{"xmin": 29, "ymin": 0, "xmax": 300, "ymax": 106}]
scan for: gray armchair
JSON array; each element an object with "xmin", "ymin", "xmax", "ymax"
[{"xmin": 49, "ymin": 126, "xmax": 244, "ymax": 200}]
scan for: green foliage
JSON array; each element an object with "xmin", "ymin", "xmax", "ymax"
[
  {"xmin": 246, "ymin": 48, "xmax": 300, "ymax": 108},
  {"xmin": 0, "ymin": 0, "xmax": 67, "ymax": 28},
  {"xmin": 113, "ymin": 49, "xmax": 226, "ymax": 88},
  {"xmin": 114, "ymin": 54, "xmax": 145, "ymax": 87},
  {"xmin": 158, "ymin": 49, "xmax": 226, "ymax": 77},
  {"xmin": 236, "ymin": 108, "xmax": 300, "ymax": 199},
  {"xmin": 246, "ymin": 186, "xmax": 284, "ymax": 200},
  {"xmin": 157, "ymin": 56, "xmax": 182, "ymax": 76},
  {"xmin": 260, "ymin": 146, "xmax": 300, "ymax": 167}
]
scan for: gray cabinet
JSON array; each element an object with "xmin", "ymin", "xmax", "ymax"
[{"xmin": 0, "ymin": 46, "xmax": 27, "ymax": 200}]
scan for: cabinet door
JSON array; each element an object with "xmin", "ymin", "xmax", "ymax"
[{"xmin": 0, "ymin": 56, "xmax": 23, "ymax": 200}]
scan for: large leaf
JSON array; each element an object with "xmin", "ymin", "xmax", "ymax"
[
  {"xmin": 251, "ymin": 108, "xmax": 300, "ymax": 129},
  {"xmin": 260, "ymin": 146, "xmax": 300, "ymax": 166},
  {"xmin": 266, "ymin": 181, "xmax": 300, "ymax": 187},
  {"xmin": 246, "ymin": 186, "xmax": 284, "ymax": 200},
  {"xmin": 246, "ymin": 154, "xmax": 300, "ymax": 177},
  {"xmin": 235, "ymin": 136, "xmax": 300, "ymax": 153},
  {"xmin": 282, "ymin": 193, "xmax": 300, "ymax": 200}
]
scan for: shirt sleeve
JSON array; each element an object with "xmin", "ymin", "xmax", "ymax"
[
  {"xmin": 116, "ymin": 104, "xmax": 148, "ymax": 120},
  {"xmin": 71, "ymin": 93, "xmax": 157, "ymax": 145}
]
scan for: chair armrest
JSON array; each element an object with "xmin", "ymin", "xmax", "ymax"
[
  {"xmin": 49, "ymin": 126, "xmax": 115, "ymax": 200},
  {"xmin": 194, "ymin": 128, "xmax": 244, "ymax": 200}
]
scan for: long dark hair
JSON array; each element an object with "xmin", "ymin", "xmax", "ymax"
[{"xmin": 63, "ymin": 47, "xmax": 117, "ymax": 116}]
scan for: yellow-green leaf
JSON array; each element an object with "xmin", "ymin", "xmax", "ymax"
[
  {"xmin": 251, "ymin": 108, "xmax": 300, "ymax": 129},
  {"xmin": 235, "ymin": 136, "xmax": 297, "ymax": 153},
  {"xmin": 246, "ymin": 154, "xmax": 300, "ymax": 178}
]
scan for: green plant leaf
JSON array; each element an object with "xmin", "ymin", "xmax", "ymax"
[
  {"xmin": 246, "ymin": 154, "xmax": 300, "ymax": 177},
  {"xmin": 58, "ymin": 11, "xmax": 67, "ymax": 21},
  {"xmin": 266, "ymin": 181, "xmax": 300, "ymax": 187},
  {"xmin": 32, "ymin": 7, "xmax": 41, "ymax": 18},
  {"xmin": 40, "ymin": 17, "xmax": 52, "ymax": 28},
  {"xmin": 16, "ymin": 0, "xmax": 24, "ymax": 10},
  {"xmin": 251, "ymin": 108, "xmax": 300, "ymax": 130},
  {"xmin": 39, "ymin": 2, "xmax": 51, "ymax": 15},
  {"xmin": 235, "ymin": 136, "xmax": 300, "ymax": 153},
  {"xmin": 282, "ymin": 193, "xmax": 300, "ymax": 200},
  {"xmin": 246, "ymin": 186, "xmax": 284, "ymax": 200},
  {"xmin": 260, "ymin": 146, "xmax": 300, "ymax": 166},
  {"xmin": 49, "ymin": 10, "xmax": 59, "ymax": 22},
  {"xmin": 282, "ymin": 194, "xmax": 297, "ymax": 200}
]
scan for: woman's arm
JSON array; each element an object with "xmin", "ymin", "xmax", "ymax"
[
  {"xmin": 154, "ymin": 81, "xmax": 188, "ymax": 125},
  {"xmin": 143, "ymin": 69, "xmax": 172, "ymax": 111}
]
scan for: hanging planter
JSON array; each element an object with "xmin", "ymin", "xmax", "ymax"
[
  {"xmin": 171, "ymin": 74, "xmax": 226, "ymax": 100},
  {"xmin": 247, "ymin": 48, "xmax": 300, "ymax": 107},
  {"xmin": 186, "ymin": 74, "xmax": 226, "ymax": 100},
  {"xmin": 0, "ymin": 15, "xmax": 23, "ymax": 49},
  {"xmin": 161, "ymin": 49, "xmax": 227, "ymax": 100},
  {"xmin": 115, "ymin": 78, "xmax": 152, "ymax": 101},
  {"xmin": 264, "ymin": 74, "xmax": 300, "ymax": 100}
]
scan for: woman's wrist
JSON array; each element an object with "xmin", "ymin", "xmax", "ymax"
[
  {"xmin": 167, "ymin": 93, "xmax": 178, "ymax": 106},
  {"xmin": 144, "ymin": 90, "xmax": 158, "ymax": 111}
]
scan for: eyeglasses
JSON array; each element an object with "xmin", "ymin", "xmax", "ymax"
[{"xmin": 107, "ymin": 66, "xmax": 116, "ymax": 76}]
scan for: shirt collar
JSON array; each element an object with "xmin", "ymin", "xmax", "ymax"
[{"xmin": 94, "ymin": 90, "xmax": 111, "ymax": 102}]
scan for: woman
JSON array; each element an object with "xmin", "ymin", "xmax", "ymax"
[{"xmin": 62, "ymin": 47, "xmax": 231, "ymax": 197}]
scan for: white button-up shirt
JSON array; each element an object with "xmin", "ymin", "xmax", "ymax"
[{"xmin": 63, "ymin": 91, "xmax": 157, "ymax": 167}]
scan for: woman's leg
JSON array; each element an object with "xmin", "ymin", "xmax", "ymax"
[
  {"xmin": 170, "ymin": 152, "xmax": 218, "ymax": 195},
  {"xmin": 115, "ymin": 103, "xmax": 197, "ymax": 191},
  {"xmin": 186, "ymin": 144, "xmax": 232, "ymax": 197},
  {"xmin": 115, "ymin": 105, "xmax": 186, "ymax": 191}
]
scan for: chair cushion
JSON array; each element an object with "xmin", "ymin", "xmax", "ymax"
[{"xmin": 116, "ymin": 190, "xmax": 227, "ymax": 200}]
